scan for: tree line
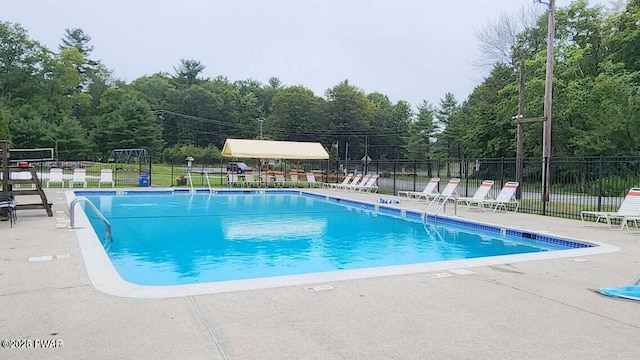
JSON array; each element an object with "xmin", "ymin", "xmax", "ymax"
[{"xmin": 0, "ymin": 0, "xmax": 638, "ymax": 163}]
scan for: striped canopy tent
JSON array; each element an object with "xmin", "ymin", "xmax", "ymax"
[{"xmin": 221, "ymin": 139, "xmax": 329, "ymax": 160}]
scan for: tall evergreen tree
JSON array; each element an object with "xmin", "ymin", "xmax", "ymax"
[
  {"xmin": 173, "ymin": 59, "xmax": 206, "ymax": 87},
  {"xmin": 435, "ymin": 92, "xmax": 460, "ymax": 157},
  {"xmin": 404, "ymin": 101, "xmax": 437, "ymax": 159}
]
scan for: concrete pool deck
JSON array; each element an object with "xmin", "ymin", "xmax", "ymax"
[{"xmin": 1, "ymin": 188, "xmax": 639, "ymax": 359}]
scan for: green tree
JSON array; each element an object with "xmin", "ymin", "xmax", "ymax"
[
  {"xmin": 325, "ymin": 80, "xmax": 375, "ymax": 162},
  {"xmin": 435, "ymin": 92, "xmax": 460, "ymax": 157},
  {"xmin": 404, "ymin": 101, "xmax": 437, "ymax": 159},
  {"xmin": 130, "ymin": 73, "xmax": 174, "ymax": 109},
  {"xmin": 462, "ymin": 63, "xmax": 517, "ymax": 158},
  {"xmin": 7, "ymin": 105, "xmax": 51, "ymax": 148},
  {"xmin": 173, "ymin": 59, "xmax": 206, "ymax": 87},
  {"xmin": 44, "ymin": 47, "xmax": 88, "ymax": 122},
  {"xmin": 0, "ymin": 106, "xmax": 10, "ymax": 141},
  {"xmin": 49, "ymin": 117, "xmax": 93, "ymax": 159},
  {"xmin": 0, "ymin": 22, "xmax": 51, "ymax": 105},
  {"xmin": 93, "ymin": 98, "xmax": 164, "ymax": 157},
  {"xmin": 606, "ymin": 0, "xmax": 640, "ymax": 74},
  {"xmin": 161, "ymin": 143, "xmax": 221, "ymax": 164},
  {"xmin": 268, "ymin": 85, "xmax": 327, "ymax": 142},
  {"xmin": 59, "ymin": 28, "xmax": 100, "ymax": 87}
]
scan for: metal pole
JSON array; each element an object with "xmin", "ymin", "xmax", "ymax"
[
  {"xmin": 364, "ymin": 136, "xmax": 368, "ymax": 175},
  {"xmin": 258, "ymin": 118, "xmax": 264, "ymax": 139},
  {"xmin": 542, "ymin": 0, "xmax": 555, "ymax": 202},
  {"xmin": 516, "ymin": 60, "xmax": 525, "ymax": 200},
  {"xmin": 345, "ymin": 142, "xmax": 349, "ymax": 173}
]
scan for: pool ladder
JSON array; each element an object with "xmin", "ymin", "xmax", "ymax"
[
  {"xmin": 425, "ymin": 196, "xmax": 458, "ymax": 222},
  {"xmin": 186, "ymin": 171, "xmax": 213, "ymax": 193},
  {"xmin": 69, "ymin": 196, "xmax": 113, "ymax": 243}
]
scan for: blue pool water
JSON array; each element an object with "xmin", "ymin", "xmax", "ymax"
[{"xmin": 80, "ymin": 191, "xmax": 583, "ymax": 286}]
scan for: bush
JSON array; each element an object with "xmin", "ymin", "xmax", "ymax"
[{"xmin": 162, "ymin": 144, "xmax": 221, "ymax": 164}]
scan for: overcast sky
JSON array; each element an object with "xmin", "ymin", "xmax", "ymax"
[{"xmin": 3, "ymin": 0, "xmax": 614, "ymax": 108}]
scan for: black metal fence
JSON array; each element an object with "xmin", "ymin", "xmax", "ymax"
[
  {"xmin": 164, "ymin": 156, "xmax": 640, "ymax": 219},
  {"xmin": 15, "ymin": 156, "xmax": 640, "ymax": 220},
  {"xmin": 11, "ymin": 161, "xmax": 151, "ymax": 188},
  {"xmin": 333, "ymin": 156, "xmax": 640, "ymax": 219}
]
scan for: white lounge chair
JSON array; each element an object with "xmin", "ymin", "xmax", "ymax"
[
  {"xmin": 426, "ymin": 178, "xmax": 461, "ymax": 211},
  {"xmin": 274, "ymin": 174, "xmax": 287, "ymax": 187},
  {"xmin": 10, "ymin": 171, "xmax": 35, "ymax": 189},
  {"xmin": 98, "ymin": 169, "xmax": 115, "ymax": 188},
  {"xmin": 337, "ymin": 174, "xmax": 362, "ymax": 191},
  {"xmin": 356, "ymin": 174, "xmax": 380, "ymax": 193},
  {"xmin": 227, "ymin": 172, "xmax": 239, "ymax": 187},
  {"xmin": 305, "ymin": 172, "xmax": 322, "ymax": 188},
  {"xmin": 398, "ymin": 177, "xmax": 440, "ymax": 201},
  {"xmin": 345, "ymin": 174, "xmax": 372, "ymax": 192},
  {"xmin": 69, "ymin": 168, "xmax": 87, "ymax": 188},
  {"xmin": 480, "ymin": 182, "xmax": 520, "ymax": 213},
  {"xmin": 242, "ymin": 173, "xmax": 260, "ymax": 187},
  {"xmin": 581, "ymin": 188, "xmax": 640, "ymax": 230},
  {"xmin": 46, "ymin": 168, "xmax": 65, "ymax": 188},
  {"xmin": 289, "ymin": 173, "xmax": 300, "ymax": 187},
  {"xmin": 326, "ymin": 173, "xmax": 353, "ymax": 189},
  {"xmin": 456, "ymin": 180, "xmax": 495, "ymax": 210}
]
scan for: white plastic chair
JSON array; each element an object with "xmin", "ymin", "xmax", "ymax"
[
  {"xmin": 326, "ymin": 173, "xmax": 353, "ymax": 189},
  {"xmin": 426, "ymin": 178, "xmax": 461, "ymax": 211},
  {"xmin": 480, "ymin": 182, "xmax": 520, "ymax": 213},
  {"xmin": 98, "ymin": 169, "xmax": 115, "ymax": 188},
  {"xmin": 274, "ymin": 174, "xmax": 287, "ymax": 187},
  {"xmin": 289, "ymin": 173, "xmax": 300, "ymax": 187},
  {"xmin": 338, "ymin": 174, "xmax": 362, "ymax": 191},
  {"xmin": 356, "ymin": 174, "xmax": 380, "ymax": 193},
  {"xmin": 69, "ymin": 169, "xmax": 87, "ymax": 188},
  {"xmin": 581, "ymin": 188, "xmax": 640, "ymax": 230},
  {"xmin": 227, "ymin": 172, "xmax": 239, "ymax": 187},
  {"xmin": 456, "ymin": 180, "xmax": 495, "ymax": 210},
  {"xmin": 345, "ymin": 174, "xmax": 372, "ymax": 192},
  {"xmin": 242, "ymin": 173, "xmax": 260, "ymax": 187},
  {"xmin": 46, "ymin": 168, "xmax": 65, "ymax": 188},
  {"xmin": 305, "ymin": 172, "xmax": 322, "ymax": 188},
  {"xmin": 398, "ymin": 177, "xmax": 440, "ymax": 201},
  {"xmin": 10, "ymin": 171, "xmax": 35, "ymax": 189}
]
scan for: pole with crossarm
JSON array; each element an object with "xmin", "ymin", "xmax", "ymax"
[{"xmin": 536, "ymin": 0, "xmax": 556, "ymax": 202}]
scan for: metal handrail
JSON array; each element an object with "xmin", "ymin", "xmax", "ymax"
[
  {"xmin": 70, "ymin": 196, "xmax": 112, "ymax": 243},
  {"xmin": 425, "ymin": 195, "xmax": 458, "ymax": 217}
]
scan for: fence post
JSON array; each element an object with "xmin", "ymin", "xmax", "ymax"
[
  {"xmin": 393, "ymin": 160, "xmax": 397, "ymax": 195},
  {"xmin": 413, "ymin": 159, "xmax": 417, "ymax": 192},
  {"xmin": 464, "ymin": 158, "xmax": 469, "ymax": 197},
  {"xmin": 597, "ymin": 155, "xmax": 603, "ymax": 212},
  {"xmin": 171, "ymin": 163, "xmax": 174, "ymax": 187},
  {"xmin": 500, "ymin": 157, "xmax": 505, "ymax": 187},
  {"xmin": 542, "ymin": 157, "xmax": 548, "ymax": 215}
]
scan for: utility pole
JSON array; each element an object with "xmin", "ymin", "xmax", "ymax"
[
  {"xmin": 540, "ymin": 0, "xmax": 556, "ymax": 202},
  {"xmin": 257, "ymin": 117, "xmax": 264, "ymax": 140},
  {"xmin": 515, "ymin": 60, "xmax": 525, "ymax": 200},
  {"xmin": 513, "ymin": 63, "xmax": 546, "ymax": 199}
]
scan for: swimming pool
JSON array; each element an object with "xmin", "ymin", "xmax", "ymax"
[{"xmin": 70, "ymin": 189, "xmax": 608, "ymax": 295}]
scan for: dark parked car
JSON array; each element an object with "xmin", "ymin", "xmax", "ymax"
[{"xmin": 226, "ymin": 162, "xmax": 252, "ymax": 174}]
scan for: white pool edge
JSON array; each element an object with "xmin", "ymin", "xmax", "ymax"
[{"xmin": 65, "ymin": 189, "xmax": 620, "ymax": 299}]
